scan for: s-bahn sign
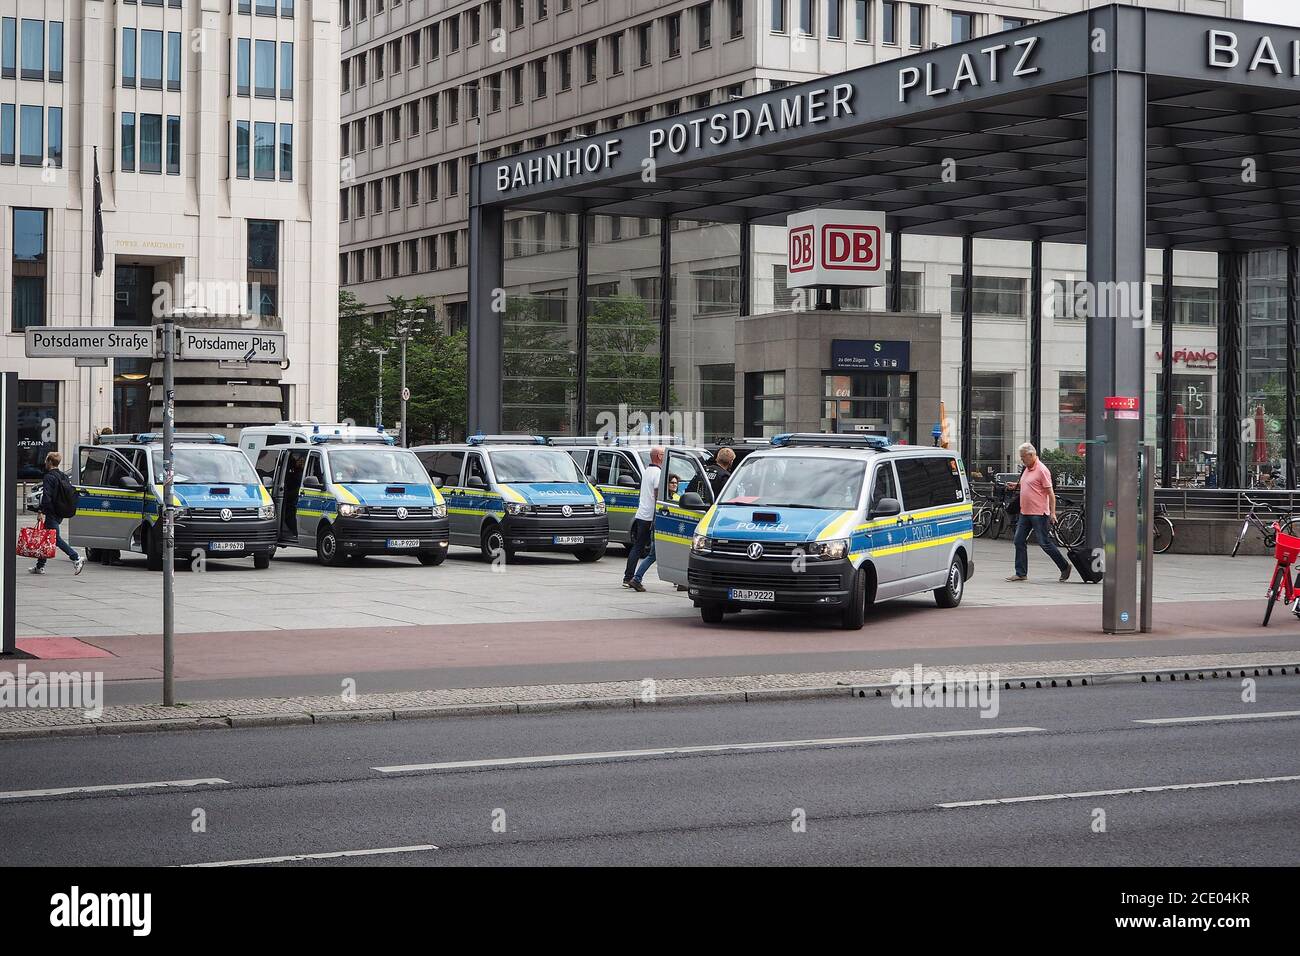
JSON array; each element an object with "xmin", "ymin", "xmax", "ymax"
[{"xmin": 787, "ymin": 210, "xmax": 885, "ymax": 289}]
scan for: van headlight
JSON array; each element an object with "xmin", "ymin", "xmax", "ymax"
[
  {"xmin": 691, "ymin": 534, "xmax": 713, "ymax": 554},
  {"xmin": 258, "ymin": 504, "xmax": 275, "ymax": 520},
  {"xmin": 506, "ymin": 502, "xmax": 532, "ymax": 516},
  {"xmin": 808, "ymin": 538, "xmax": 849, "ymax": 560},
  {"xmin": 432, "ymin": 504, "xmax": 447, "ymax": 519},
  {"xmin": 338, "ymin": 503, "xmax": 367, "ymax": 517},
  {"xmin": 593, "ymin": 501, "xmax": 606, "ymax": 516}
]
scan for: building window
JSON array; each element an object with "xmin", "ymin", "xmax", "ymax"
[
  {"xmin": 1, "ymin": 18, "xmax": 13, "ymax": 79},
  {"xmin": 583, "ymin": 42, "xmax": 597, "ymax": 83},
  {"xmin": 1, "ymin": 104, "xmax": 14, "ymax": 165},
  {"xmin": 280, "ymin": 42, "xmax": 294, "ymax": 99},
  {"xmin": 120, "ymin": 112, "xmax": 136, "ymax": 171},
  {"xmin": 16, "ymin": 381, "xmax": 58, "ymax": 478},
  {"xmin": 1002, "ymin": 16, "xmax": 1030, "ymax": 31},
  {"xmin": 48, "ymin": 106, "xmax": 62, "ymax": 168},
  {"xmin": 828, "ymin": 0, "xmax": 843, "ymax": 39},
  {"xmin": 279, "ymin": 124, "xmax": 293, "ymax": 181},
  {"xmin": 696, "ymin": 4, "xmax": 712, "ymax": 49},
  {"xmin": 746, "ymin": 371, "xmax": 786, "ymax": 438},
  {"xmin": 247, "ymin": 220, "xmax": 280, "ymax": 317},
  {"xmin": 950, "ymin": 275, "xmax": 1026, "ymax": 319},
  {"xmin": 557, "ymin": 50, "xmax": 571, "ymax": 91},
  {"xmin": 255, "ymin": 39, "xmax": 275, "ymax": 97},
  {"xmin": 140, "ymin": 113, "xmax": 162, "ymax": 173},
  {"xmin": 951, "ymin": 11, "xmax": 973, "ymax": 43},
  {"xmin": 49, "ymin": 21, "xmax": 62, "ymax": 82},
  {"xmin": 608, "ymin": 33, "xmax": 623, "ymax": 75},
  {"xmin": 236, "ymin": 120, "xmax": 250, "ymax": 178},
  {"xmin": 666, "ymin": 14, "xmax": 682, "ymax": 58},
  {"xmin": 166, "ymin": 31, "xmax": 182, "ymax": 90},
  {"xmin": 536, "ymin": 0, "xmax": 548, "ymax": 21},
  {"xmin": 19, "ymin": 105, "xmax": 41, "ymax": 166},
  {"xmin": 533, "ymin": 58, "xmax": 547, "ymax": 97},
  {"xmin": 447, "ymin": 88, "xmax": 459, "ymax": 124},
  {"xmin": 771, "ymin": 0, "xmax": 786, "ymax": 34},
  {"xmin": 729, "ymin": 0, "xmax": 743, "ymax": 38},
  {"xmin": 797, "ymin": 0, "xmax": 814, "ymax": 36},
  {"xmin": 854, "ymin": 0, "xmax": 869, "ymax": 41},
  {"xmin": 469, "ymin": 8, "xmax": 482, "ymax": 45},
  {"xmin": 882, "ymin": 0, "xmax": 896, "ymax": 44},
  {"xmin": 637, "ymin": 23, "xmax": 651, "ymax": 66},
  {"xmin": 12, "ymin": 209, "xmax": 48, "ymax": 331},
  {"xmin": 141, "ymin": 29, "xmax": 163, "ymax": 89},
  {"xmin": 123, "ymin": 27, "xmax": 137, "ymax": 87},
  {"xmin": 254, "ymin": 121, "xmax": 275, "ymax": 180},
  {"xmin": 237, "ymin": 38, "xmax": 250, "ymax": 95},
  {"xmin": 510, "ymin": 65, "xmax": 523, "ymax": 103},
  {"xmin": 447, "ymin": 15, "xmax": 460, "ymax": 53},
  {"xmin": 20, "ymin": 19, "xmax": 42, "ymax": 81},
  {"xmin": 909, "ymin": 2, "xmax": 924, "ymax": 47},
  {"xmin": 165, "ymin": 115, "xmax": 180, "ymax": 174}
]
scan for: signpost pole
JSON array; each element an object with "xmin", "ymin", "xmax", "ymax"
[
  {"xmin": 400, "ymin": 335, "xmax": 408, "ymax": 448},
  {"xmin": 2, "ymin": 373, "xmax": 17, "ymax": 656},
  {"xmin": 161, "ymin": 315, "xmax": 176, "ymax": 706}
]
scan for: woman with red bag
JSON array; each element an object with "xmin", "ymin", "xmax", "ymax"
[{"xmin": 30, "ymin": 451, "xmax": 84, "ymax": 576}]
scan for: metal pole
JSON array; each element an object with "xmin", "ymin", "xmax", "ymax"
[
  {"xmin": 376, "ymin": 349, "xmax": 385, "ymax": 428},
  {"xmin": 959, "ymin": 234, "xmax": 974, "ymax": 468},
  {"xmin": 1160, "ymin": 247, "xmax": 1175, "ymax": 487},
  {"xmin": 1029, "ymin": 239, "xmax": 1042, "ymax": 452},
  {"xmin": 400, "ymin": 334, "xmax": 408, "ymax": 446},
  {"xmin": 1140, "ymin": 443, "xmax": 1154, "ymax": 633},
  {"xmin": 161, "ymin": 315, "xmax": 176, "ymax": 706},
  {"xmin": 1286, "ymin": 246, "xmax": 1297, "ymax": 489}
]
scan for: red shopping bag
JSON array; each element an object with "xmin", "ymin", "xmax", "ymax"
[{"xmin": 16, "ymin": 516, "xmax": 57, "ymax": 559}]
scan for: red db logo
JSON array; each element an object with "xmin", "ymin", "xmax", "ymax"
[
  {"xmin": 822, "ymin": 224, "xmax": 881, "ymax": 272},
  {"xmin": 789, "ymin": 225, "xmax": 814, "ymax": 273}
]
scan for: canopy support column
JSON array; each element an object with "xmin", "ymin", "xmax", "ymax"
[
  {"xmin": 468, "ymin": 201, "xmax": 504, "ymax": 434},
  {"xmin": 1160, "ymin": 247, "xmax": 1175, "ymax": 487},
  {"xmin": 959, "ymin": 234, "xmax": 974, "ymax": 469}
]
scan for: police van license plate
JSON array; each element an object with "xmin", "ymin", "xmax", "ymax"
[
  {"xmin": 553, "ymin": 535, "xmax": 585, "ymax": 545},
  {"xmin": 209, "ymin": 541, "xmax": 244, "ymax": 552},
  {"xmin": 729, "ymin": 588, "xmax": 775, "ymax": 602},
  {"xmin": 386, "ymin": 538, "xmax": 420, "ymax": 549}
]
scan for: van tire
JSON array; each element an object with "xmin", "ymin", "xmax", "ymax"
[
  {"xmin": 145, "ymin": 526, "xmax": 163, "ymax": 572},
  {"xmin": 418, "ymin": 549, "xmax": 446, "ymax": 567},
  {"xmin": 316, "ymin": 525, "xmax": 347, "ymax": 566},
  {"xmin": 935, "ymin": 554, "xmax": 965, "ymax": 608},
  {"xmin": 574, "ymin": 546, "xmax": 605, "ymax": 562},
  {"xmin": 840, "ymin": 567, "xmax": 867, "ymax": 630},
  {"xmin": 480, "ymin": 524, "xmax": 510, "ymax": 563},
  {"xmin": 253, "ymin": 550, "xmax": 272, "ymax": 570},
  {"xmin": 700, "ymin": 603, "xmax": 725, "ymax": 624}
]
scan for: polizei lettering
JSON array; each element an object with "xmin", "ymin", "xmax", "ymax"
[
  {"xmin": 898, "ymin": 36, "xmax": 1040, "ymax": 103},
  {"xmin": 649, "ymin": 84, "xmax": 854, "ymax": 158},
  {"xmin": 1206, "ymin": 28, "xmax": 1300, "ymax": 76},
  {"xmin": 496, "ymin": 139, "xmax": 622, "ymax": 192}
]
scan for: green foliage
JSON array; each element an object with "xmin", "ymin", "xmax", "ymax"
[{"xmin": 1041, "ymin": 446, "xmax": 1086, "ymax": 484}]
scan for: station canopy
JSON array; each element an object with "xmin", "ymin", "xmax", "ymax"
[{"xmin": 473, "ymin": 4, "xmax": 1300, "ymax": 252}]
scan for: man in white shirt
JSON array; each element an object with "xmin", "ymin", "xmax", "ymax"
[{"xmin": 623, "ymin": 446, "xmax": 663, "ymax": 592}]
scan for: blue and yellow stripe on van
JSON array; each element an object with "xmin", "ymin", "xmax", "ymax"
[
  {"xmin": 654, "ymin": 502, "xmax": 708, "ymax": 547},
  {"xmin": 74, "ymin": 486, "xmax": 151, "ymax": 521},
  {"xmin": 445, "ymin": 486, "xmax": 505, "ymax": 520},
  {"xmin": 297, "ymin": 488, "xmax": 339, "ymax": 519},
  {"xmin": 848, "ymin": 502, "xmax": 974, "ymax": 563},
  {"xmin": 596, "ymin": 484, "xmax": 640, "ymax": 515}
]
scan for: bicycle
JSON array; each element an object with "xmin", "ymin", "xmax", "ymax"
[
  {"xmin": 1051, "ymin": 496, "xmax": 1086, "ymax": 550},
  {"xmin": 1231, "ymin": 495, "xmax": 1297, "ymax": 558},
  {"xmin": 1262, "ymin": 524, "xmax": 1300, "ymax": 626},
  {"xmin": 1152, "ymin": 502, "xmax": 1175, "ymax": 555}
]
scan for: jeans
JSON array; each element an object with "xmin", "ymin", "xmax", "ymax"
[
  {"xmin": 1014, "ymin": 513, "xmax": 1068, "ymax": 578},
  {"xmin": 634, "ymin": 538, "xmax": 657, "ymax": 583},
  {"xmin": 624, "ymin": 518, "xmax": 654, "ymax": 581},
  {"xmin": 35, "ymin": 517, "xmax": 80, "ymax": 569}
]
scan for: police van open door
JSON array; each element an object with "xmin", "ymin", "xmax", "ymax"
[{"xmin": 654, "ymin": 450, "xmax": 715, "ymax": 586}]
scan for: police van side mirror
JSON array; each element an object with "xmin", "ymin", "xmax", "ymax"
[
  {"xmin": 303, "ymin": 475, "xmax": 323, "ymax": 490},
  {"xmin": 261, "ymin": 476, "xmax": 274, "ymax": 488},
  {"xmin": 429, "ymin": 476, "xmax": 443, "ymax": 488},
  {"xmin": 617, "ymin": 475, "xmax": 637, "ymax": 488},
  {"xmin": 467, "ymin": 476, "xmax": 486, "ymax": 489},
  {"xmin": 679, "ymin": 491, "xmax": 706, "ymax": 510},
  {"xmin": 870, "ymin": 497, "xmax": 902, "ymax": 518},
  {"xmin": 120, "ymin": 475, "xmax": 142, "ymax": 491}
]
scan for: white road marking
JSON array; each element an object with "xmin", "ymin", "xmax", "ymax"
[
  {"xmin": 937, "ymin": 774, "xmax": 1300, "ymax": 809},
  {"xmin": 0, "ymin": 778, "xmax": 228, "ymax": 800},
  {"xmin": 1135, "ymin": 710, "xmax": 1300, "ymax": 725},
  {"xmin": 373, "ymin": 727, "xmax": 1046, "ymax": 774},
  {"xmin": 178, "ymin": 844, "xmax": 439, "ymax": 868}
]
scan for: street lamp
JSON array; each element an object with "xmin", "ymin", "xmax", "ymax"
[
  {"xmin": 396, "ymin": 307, "xmax": 428, "ymax": 447},
  {"xmin": 370, "ymin": 346, "xmax": 389, "ymax": 429}
]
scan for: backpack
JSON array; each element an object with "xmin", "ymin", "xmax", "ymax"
[{"xmin": 52, "ymin": 472, "xmax": 78, "ymax": 519}]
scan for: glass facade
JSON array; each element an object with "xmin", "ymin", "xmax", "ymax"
[
  {"xmin": 248, "ymin": 220, "xmax": 280, "ymax": 317},
  {"xmin": 11, "ymin": 208, "xmax": 47, "ymax": 330}
]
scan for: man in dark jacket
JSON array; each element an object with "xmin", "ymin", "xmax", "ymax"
[{"xmin": 32, "ymin": 451, "xmax": 84, "ymax": 575}]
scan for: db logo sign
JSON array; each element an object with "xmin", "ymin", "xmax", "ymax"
[{"xmin": 785, "ymin": 209, "xmax": 886, "ymax": 290}]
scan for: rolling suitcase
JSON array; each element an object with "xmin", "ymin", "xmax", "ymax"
[{"xmin": 1067, "ymin": 545, "xmax": 1102, "ymax": 583}]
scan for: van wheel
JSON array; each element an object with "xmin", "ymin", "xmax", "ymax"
[
  {"xmin": 316, "ymin": 525, "xmax": 347, "ymax": 566},
  {"xmin": 840, "ymin": 567, "xmax": 867, "ymax": 630},
  {"xmin": 418, "ymin": 549, "xmax": 446, "ymax": 567},
  {"xmin": 145, "ymin": 526, "xmax": 163, "ymax": 571},
  {"xmin": 935, "ymin": 555, "xmax": 965, "ymax": 608},
  {"xmin": 480, "ymin": 525, "xmax": 510, "ymax": 563},
  {"xmin": 574, "ymin": 546, "xmax": 605, "ymax": 562},
  {"xmin": 700, "ymin": 603, "xmax": 725, "ymax": 624},
  {"xmin": 253, "ymin": 550, "xmax": 272, "ymax": 570}
]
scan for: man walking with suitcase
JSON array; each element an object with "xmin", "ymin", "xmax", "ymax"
[
  {"xmin": 1005, "ymin": 442, "xmax": 1070, "ymax": 583},
  {"xmin": 31, "ymin": 451, "xmax": 85, "ymax": 576}
]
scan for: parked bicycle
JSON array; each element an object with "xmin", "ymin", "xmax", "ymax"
[
  {"xmin": 1152, "ymin": 501, "xmax": 1175, "ymax": 555},
  {"xmin": 1231, "ymin": 495, "xmax": 1297, "ymax": 558},
  {"xmin": 1051, "ymin": 496, "xmax": 1086, "ymax": 550},
  {"xmin": 1262, "ymin": 523, "xmax": 1300, "ymax": 626}
]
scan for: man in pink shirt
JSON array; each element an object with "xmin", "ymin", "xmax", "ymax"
[{"xmin": 1006, "ymin": 442, "xmax": 1071, "ymax": 582}]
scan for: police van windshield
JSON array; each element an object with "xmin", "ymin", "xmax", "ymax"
[
  {"xmin": 327, "ymin": 448, "xmax": 428, "ymax": 484},
  {"xmin": 489, "ymin": 450, "xmax": 584, "ymax": 483},
  {"xmin": 152, "ymin": 448, "xmax": 260, "ymax": 485},
  {"xmin": 720, "ymin": 456, "xmax": 866, "ymax": 510}
]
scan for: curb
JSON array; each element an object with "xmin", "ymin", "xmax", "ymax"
[{"xmin": 1, "ymin": 661, "xmax": 1297, "ymax": 742}]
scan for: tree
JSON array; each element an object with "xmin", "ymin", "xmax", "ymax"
[{"xmin": 336, "ymin": 289, "xmax": 387, "ymax": 428}]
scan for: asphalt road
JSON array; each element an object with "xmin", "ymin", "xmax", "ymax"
[{"xmin": 2, "ymin": 677, "xmax": 1297, "ymax": 866}]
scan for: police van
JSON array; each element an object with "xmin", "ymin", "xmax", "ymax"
[
  {"xmin": 69, "ymin": 433, "xmax": 278, "ymax": 570},
  {"xmin": 238, "ymin": 422, "xmax": 394, "ymax": 459},
  {"xmin": 549, "ymin": 436, "xmax": 715, "ymax": 546},
  {"xmin": 412, "ymin": 436, "xmax": 609, "ymax": 562},
  {"xmin": 244, "ymin": 428, "xmax": 450, "ymax": 566},
  {"xmin": 653, "ymin": 434, "xmax": 975, "ymax": 629}
]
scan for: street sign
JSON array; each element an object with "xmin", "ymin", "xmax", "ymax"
[
  {"xmin": 177, "ymin": 328, "xmax": 286, "ymax": 362},
  {"xmin": 401, "ymin": 387, "xmax": 411, "ymax": 402},
  {"xmin": 24, "ymin": 327, "xmax": 155, "ymax": 359}
]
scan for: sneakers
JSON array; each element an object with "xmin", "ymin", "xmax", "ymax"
[
  {"xmin": 74, "ymin": 557, "xmax": 85, "ymax": 575},
  {"xmin": 627, "ymin": 578, "xmax": 646, "ymax": 592},
  {"xmin": 29, "ymin": 565, "xmax": 45, "ymax": 575},
  {"xmin": 1004, "ymin": 574, "xmax": 1027, "ymax": 582}
]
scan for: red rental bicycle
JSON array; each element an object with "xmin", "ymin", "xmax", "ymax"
[{"xmin": 1262, "ymin": 524, "xmax": 1300, "ymax": 627}]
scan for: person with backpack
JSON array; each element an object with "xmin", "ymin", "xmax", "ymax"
[{"xmin": 31, "ymin": 451, "xmax": 84, "ymax": 575}]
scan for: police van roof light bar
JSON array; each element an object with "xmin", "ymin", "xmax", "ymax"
[
  {"xmin": 769, "ymin": 433, "xmax": 891, "ymax": 450},
  {"xmin": 467, "ymin": 434, "xmax": 547, "ymax": 446},
  {"xmin": 309, "ymin": 433, "xmax": 397, "ymax": 445},
  {"xmin": 100, "ymin": 432, "xmax": 228, "ymax": 445}
]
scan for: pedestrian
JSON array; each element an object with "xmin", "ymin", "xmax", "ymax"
[
  {"xmin": 709, "ymin": 447, "xmax": 735, "ymax": 497},
  {"xmin": 623, "ymin": 445, "xmax": 663, "ymax": 592},
  {"xmin": 1005, "ymin": 442, "xmax": 1070, "ymax": 583},
  {"xmin": 31, "ymin": 451, "xmax": 84, "ymax": 576}
]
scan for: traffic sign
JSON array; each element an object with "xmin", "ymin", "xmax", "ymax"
[
  {"xmin": 25, "ymin": 327, "xmax": 155, "ymax": 359},
  {"xmin": 401, "ymin": 387, "xmax": 411, "ymax": 402},
  {"xmin": 177, "ymin": 328, "xmax": 286, "ymax": 362}
]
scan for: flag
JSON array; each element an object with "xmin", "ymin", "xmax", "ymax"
[{"xmin": 92, "ymin": 147, "xmax": 104, "ymax": 277}]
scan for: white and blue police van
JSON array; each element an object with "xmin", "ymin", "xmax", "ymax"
[
  {"xmin": 652, "ymin": 433, "xmax": 975, "ymax": 629},
  {"xmin": 241, "ymin": 425, "xmax": 450, "ymax": 567},
  {"xmin": 412, "ymin": 435, "xmax": 609, "ymax": 562},
  {"xmin": 69, "ymin": 433, "xmax": 278, "ymax": 570}
]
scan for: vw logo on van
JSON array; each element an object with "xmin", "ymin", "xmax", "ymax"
[
  {"xmin": 561, "ymin": 505, "xmax": 573, "ymax": 517},
  {"xmin": 220, "ymin": 508, "xmax": 232, "ymax": 522},
  {"xmin": 397, "ymin": 507, "xmax": 408, "ymax": 520},
  {"xmin": 746, "ymin": 542, "xmax": 765, "ymax": 560}
]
